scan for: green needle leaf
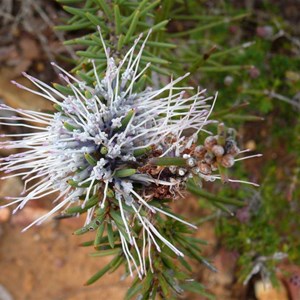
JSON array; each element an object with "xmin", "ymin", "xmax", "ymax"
[
  {"xmin": 63, "ymin": 121, "xmax": 80, "ymax": 132},
  {"xmin": 114, "ymin": 168, "xmax": 137, "ymax": 178},
  {"xmin": 187, "ymin": 179, "xmax": 245, "ymax": 206},
  {"xmin": 94, "ymin": 222, "xmax": 106, "ymax": 247},
  {"xmin": 53, "ymin": 83, "xmax": 73, "ymax": 95},
  {"xmin": 55, "ymin": 21, "xmax": 91, "ymax": 31},
  {"xmin": 90, "ymin": 248, "xmax": 121, "ymax": 257},
  {"xmin": 73, "ymin": 214, "xmax": 104, "ymax": 235},
  {"xmin": 67, "ymin": 179, "xmax": 93, "ymax": 188},
  {"xmin": 149, "ymin": 157, "xmax": 187, "ymax": 167},
  {"xmin": 53, "ymin": 104, "xmax": 63, "ymax": 112},
  {"xmin": 84, "ymin": 153, "xmax": 97, "ymax": 166},
  {"xmin": 85, "ymin": 258, "xmax": 115, "ymax": 285},
  {"xmin": 85, "ymin": 12, "xmax": 102, "ymax": 26},
  {"xmin": 133, "ymin": 146, "xmax": 152, "ymax": 157},
  {"xmin": 57, "ymin": 0, "xmax": 83, "ymax": 3},
  {"xmin": 107, "ymin": 222, "xmax": 115, "ymax": 248},
  {"xmin": 93, "ymin": 0, "xmax": 113, "ymax": 20},
  {"xmin": 65, "ymin": 195, "xmax": 98, "ymax": 214},
  {"xmin": 181, "ymin": 282, "xmax": 215, "ymax": 299},
  {"xmin": 123, "ymin": 10, "xmax": 140, "ymax": 45},
  {"xmin": 158, "ymin": 274, "xmax": 171, "ymax": 298},
  {"xmin": 114, "ymin": 5, "xmax": 121, "ymax": 35},
  {"xmin": 117, "ymin": 109, "xmax": 135, "ymax": 131}
]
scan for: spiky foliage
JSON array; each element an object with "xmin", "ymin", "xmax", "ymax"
[
  {"xmin": 0, "ymin": 1, "xmax": 263, "ymax": 299},
  {"xmin": 56, "ymin": 0, "xmax": 252, "ymax": 78},
  {"xmin": 0, "ymin": 27, "xmax": 251, "ymax": 298}
]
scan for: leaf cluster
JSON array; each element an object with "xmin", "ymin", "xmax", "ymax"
[
  {"xmin": 63, "ymin": 195, "xmax": 215, "ymax": 299},
  {"xmin": 217, "ymin": 166, "xmax": 300, "ymax": 283}
]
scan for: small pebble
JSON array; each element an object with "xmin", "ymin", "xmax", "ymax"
[
  {"xmin": 289, "ymin": 274, "xmax": 300, "ymax": 287},
  {"xmin": 0, "ymin": 285, "xmax": 14, "ymax": 300},
  {"xmin": 224, "ymin": 75, "xmax": 234, "ymax": 86},
  {"xmin": 256, "ymin": 25, "xmax": 274, "ymax": 39},
  {"xmin": 249, "ymin": 66, "xmax": 260, "ymax": 79},
  {"xmin": 54, "ymin": 258, "xmax": 66, "ymax": 268},
  {"xmin": 245, "ymin": 140, "xmax": 256, "ymax": 151},
  {"xmin": 0, "ymin": 207, "xmax": 10, "ymax": 224},
  {"xmin": 255, "ymin": 280, "xmax": 288, "ymax": 300},
  {"xmin": 236, "ymin": 206, "xmax": 250, "ymax": 223}
]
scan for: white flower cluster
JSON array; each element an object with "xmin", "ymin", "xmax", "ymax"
[{"xmin": 0, "ymin": 29, "xmax": 258, "ymax": 278}]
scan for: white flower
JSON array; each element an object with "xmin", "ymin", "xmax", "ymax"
[{"xmin": 0, "ymin": 28, "xmax": 230, "ymax": 278}]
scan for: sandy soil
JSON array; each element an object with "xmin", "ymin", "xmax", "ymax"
[{"xmin": 0, "ymin": 215, "xmax": 131, "ymax": 300}]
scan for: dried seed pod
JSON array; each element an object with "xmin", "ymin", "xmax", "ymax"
[
  {"xmin": 192, "ymin": 167, "xmax": 200, "ymax": 174},
  {"xmin": 212, "ymin": 145, "xmax": 225, "ymax": 157},
  {"xmin": 211, "ymin": 161, "xmax": 219, "ymax": 171},
  {"xmin": 199, "ymin": 162, "xmax": 212, "ymax": 175},
  {"xmin": 204, "ymin": 152, "xmax": 215, "ymax": 164},
  {"xmin": 227, "ymin": 144, "xmax": 240, "ymax": 156},
  {"xmin": 187, "ymin": 173, "xmax": 193, "ymax": 179},
  {"xmin": 177, "ymin": 168, "xmax": 186, "ymax": 176},
  {"xmin": 186, "ymin": 157, "xmax": 196, "ymax": 167},
  {"xmin": 204, "ymin": 136, "xmax": 217, "ymax": 150},
  {"xmin": 169, "ymin": 166, "xmax": 177, "ymax": 174},
  {"xmin": 221, "ymin": 154, "xmax": 235, "ymax": 168},
  {"xmin": 224, "ymin": 139, "xmax": 235, "ymax": 152},
  {"xmin": 227, "ymin": 128, "xmax": 237, "ymax": 139},
  {"xmin": 194, "ymin": 145, "xmax": 206, "ymax": 158},
  {"xmin": 152, "ymin": 145, "xmax": 163, "ymax": 156},
  {"xmin": 153, "ymin": 185, "xmax": 171, "ymax": 199}
]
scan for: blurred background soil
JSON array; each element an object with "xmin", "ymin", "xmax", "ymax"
[
  {"xmin": 0, "ymin": 211, "xmax": 130, "ymax": 300},
  {"xmin": 0, "ymin": 2, "xmax": 131, "ymax": 299}
]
